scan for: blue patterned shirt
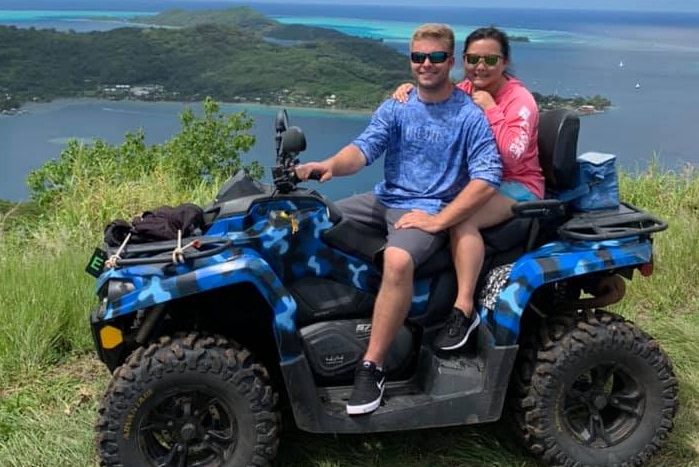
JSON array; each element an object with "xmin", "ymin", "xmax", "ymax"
[{"xmin": 352, "ymin": 88, "xmax": 502, "ymax": 214}]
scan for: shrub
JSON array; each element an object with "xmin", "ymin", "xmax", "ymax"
[{"xmin": 27, "ymin": 97, "xmax": 262, "ymax": 209}]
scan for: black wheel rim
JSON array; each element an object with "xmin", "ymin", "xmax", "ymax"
[
  {"xmin": 562, "ymin": 362, "xmax": 645, "ymax": 448},
  {"xmin": 138, "ymin": 388, "xmax": 237, "ymax": 467}
]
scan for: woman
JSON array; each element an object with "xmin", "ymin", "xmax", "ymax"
[{"xmin": 393, "ymin": 27, "xmax": 544, "ymax": 351}]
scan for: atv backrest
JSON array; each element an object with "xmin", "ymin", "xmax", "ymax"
[{"xmin": 537, "ymin": 109, "xmax": 580, "ymax": 191}]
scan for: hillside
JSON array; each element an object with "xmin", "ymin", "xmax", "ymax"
[{"xmin": 0, "ymin": 7, "xmax": 411, "ymax": 110}]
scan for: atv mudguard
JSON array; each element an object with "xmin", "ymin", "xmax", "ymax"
[
  {"xmin": 94, "ymin": 248, "xmax": 300, "ymax": 359},
  {"xmin": 488, "ymin": 236, "xmax": 653, "ymax": 345}
]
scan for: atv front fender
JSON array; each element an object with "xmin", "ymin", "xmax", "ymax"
[
  {"xmin": 96, "ymin": 249, "xmax": 299, "ymax": 359},
  {"xmin": 490, "ymin": 237, "xmax": 653, "ymax": 345}
]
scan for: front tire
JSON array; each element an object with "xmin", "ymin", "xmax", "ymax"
[
  {"xmin": 96, "ymin": 333, "xmax": 280, "ymax": 467},
  {"xmin": 512, "ymin": 310, "xmax": 678, "ymax": 467}
]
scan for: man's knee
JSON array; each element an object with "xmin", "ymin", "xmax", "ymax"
[
  {"xmin": 381, "ymin": 247, "xmax": 414, "ymax": 282},
  {"xmin": 450, "ymin": 219, "xmax": 480, "ymax": 241}
]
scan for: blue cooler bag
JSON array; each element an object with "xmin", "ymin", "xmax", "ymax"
[{"xmin": 561, "ymin": 152, "xmax": 620, "ymax": 211}]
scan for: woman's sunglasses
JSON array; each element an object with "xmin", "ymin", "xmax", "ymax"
[
  {"xmin": 410, "ymin": 51, "xmax": 452, "ymax": 64},
  {"xmin": 464, "ymin": 53, "xmax": 502, "ymax": 67}
]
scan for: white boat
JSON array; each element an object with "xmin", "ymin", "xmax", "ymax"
[
  {"xmin": 635, "ymin": 82, "xmax": 641, "ymax": 89},
  {"xmin": 619, "ymin": 61, "xmax": 624, "ymax": 67}
]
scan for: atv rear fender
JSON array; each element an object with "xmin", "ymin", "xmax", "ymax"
[{"xmin": 489, "ymin": 236, "xmax": 654, "ymax": 345}]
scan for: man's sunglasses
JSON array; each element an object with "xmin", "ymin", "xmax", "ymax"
[
  {"xmin": 464, "ymin": 53, "xmax": 502, "ymax": 66},
  {"xmin": 410, "ymin": 51, "xmax": 452, "ymax": 64}
]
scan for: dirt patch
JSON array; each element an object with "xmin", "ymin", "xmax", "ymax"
[
  {"xmin": 45, "ymin": 352, "xmax": 111, "ymax": 383},
  {"xmin": 0, "ymin": 352, "xmax": 110, "ymax": 400}
]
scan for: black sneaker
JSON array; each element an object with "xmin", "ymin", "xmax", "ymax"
[
  {"xmin": 434, "ymin": 308, "xmax": 481, "ymax": 351},
  {"xmin": 346, "ymin": 360, "xmax": 385, "ymax": 415}
]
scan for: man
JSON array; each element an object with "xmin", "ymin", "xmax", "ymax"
[{"xmin": 296, "ymin": 23, "xmax": 502, "ymax": 416}]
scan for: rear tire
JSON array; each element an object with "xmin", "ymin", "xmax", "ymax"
[
  {"xmin": 511, "ymin": 310, "xmax": 678, "ymax": 467},
  {"xmin": 96, "ymin": 333, "xmax": 280, "ymax": 467}
]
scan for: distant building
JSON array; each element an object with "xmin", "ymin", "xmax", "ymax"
[
  {"xmin": 130, "ymin": 85, "xmax": 164, "ymax": 97},
  {"xmin": 577, "ymin": 104, "xmax": 596, "ymax": 114}
]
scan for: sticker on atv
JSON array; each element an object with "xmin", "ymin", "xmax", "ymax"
[{"xmin": 85, "ymin": 247, "xmax": 108, "ymax": 278}]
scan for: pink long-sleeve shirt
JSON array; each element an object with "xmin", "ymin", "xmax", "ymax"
[{"xmin": 458, "ymin": 78, "xmax": 545, "ymax": 199}]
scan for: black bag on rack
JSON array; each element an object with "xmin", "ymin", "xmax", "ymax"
[{"xmin": 104, "ymin": 203, "xmax": 204, "ymax": 247}]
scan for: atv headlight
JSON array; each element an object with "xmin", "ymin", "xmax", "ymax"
[{"xmin": 107, "ymin": 280, "xmax": 135, "ymax": 302}]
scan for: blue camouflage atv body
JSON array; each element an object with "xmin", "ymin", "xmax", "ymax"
[
  {"xmin": 90, "ymin": 108, "xmax": 677, "ymax": 467},
  {"xmin": 94, "ymin": 194, "xmax": 656, "ymax": 356}
]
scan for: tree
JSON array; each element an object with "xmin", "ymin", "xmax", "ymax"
[{"xmin": 164, "ymin": 97, "xmax": 260, "ymax": 187}]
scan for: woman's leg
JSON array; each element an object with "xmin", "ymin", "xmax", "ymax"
[
  {"xmin": 435, "ymin": 193, "xmax": 517, "ymax": 350},
  {"xmin": 450, "ymin": 193, "xmax": 516, "ymax": 313}
]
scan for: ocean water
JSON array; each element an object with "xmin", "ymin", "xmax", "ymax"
[
  {"xmin": 0, "ymin": 100, "xmax": 381, "ymax": 201},
  {"xmin": 1, "ymin": 3, "xmax": 698, "ymax": 201}
]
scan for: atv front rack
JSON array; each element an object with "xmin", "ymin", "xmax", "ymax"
[
  {"xmin": 558, "ymin": 202, "xmax": 667, "ymax": 241},
  {"xmin": 105, "ymin": 236, "xmax": 232, "ymax": 267}
]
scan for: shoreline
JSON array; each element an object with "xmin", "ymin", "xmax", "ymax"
[
  {"xmin": 13, "ymin": 95, "xmax": 610, "ymax": 120},
  {"xmin": 15, "ymin": 96, "xmax": 375, "ymax": 119}
]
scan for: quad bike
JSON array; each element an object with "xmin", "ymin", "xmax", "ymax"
[{"xmin": 88, "ymin": 107, "xmax": 678, "ymax": 467}]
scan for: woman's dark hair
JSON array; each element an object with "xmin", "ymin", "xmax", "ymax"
[{"xmin": 463, "ymin": 26, "xmax": 512, "ymax": 73}]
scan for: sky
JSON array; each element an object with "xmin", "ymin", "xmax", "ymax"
[{"xmin": 208, "ymin": 0, "xmax": 699, "ymax": 13}]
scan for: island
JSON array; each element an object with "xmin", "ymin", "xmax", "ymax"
[
  {"xmin": 533, "ymin": 92, "xmax": 612, "ymax": 114},
  {"xmin": 0, "ymin": 7, "xmax": 607, "ymax": 113},
  {"xmin": 0, "ymin": 8, "xmax": 410, "ymax": 111}
]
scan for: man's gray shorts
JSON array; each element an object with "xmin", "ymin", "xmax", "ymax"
[{"xmin": 336, "ymin": 192, "xmax": 447, "ymax": 268}]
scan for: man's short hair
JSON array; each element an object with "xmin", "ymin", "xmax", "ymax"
[{"xmin": 410, "ymin": 24, "xmax": 455, "ymax": 55}]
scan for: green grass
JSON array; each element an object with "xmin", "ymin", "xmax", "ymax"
[
  {"xmin": 0, "ymin": 356, "xmax": 106, "ymax": 467},
  {"xmin": 0, "ymin": 251, "xmax": 94, "ymax": 380},
  {"xmin": 1, "ymin": 162, "xmax": 698, "ymax": 466}
]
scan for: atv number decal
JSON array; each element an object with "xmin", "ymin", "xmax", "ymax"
[{"xmin": 86, "ymin": 248, "xmax": 108, "ymax": 278}]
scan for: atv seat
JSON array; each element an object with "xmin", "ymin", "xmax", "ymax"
[{"xmin": 322, "ymin": 108, "xmax": 581, "ymax": 278}]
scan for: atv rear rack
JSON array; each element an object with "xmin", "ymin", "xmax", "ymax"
[{"xmin": 558, "ymin": 202, "xmax": 667, "ymax": 241}]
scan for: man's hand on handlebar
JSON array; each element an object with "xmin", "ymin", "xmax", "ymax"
[{"xmin": 295, "ymin": 162, "xmax": 333, "ymax": 183}]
